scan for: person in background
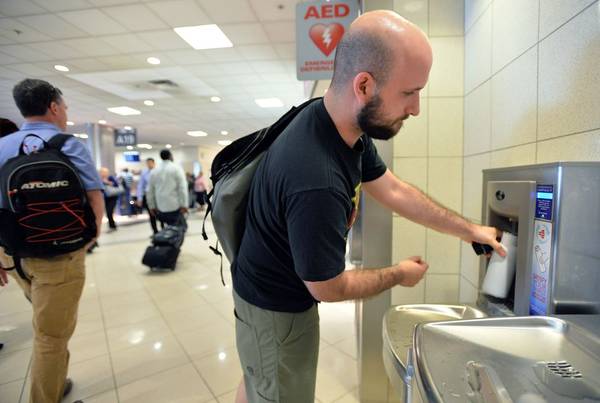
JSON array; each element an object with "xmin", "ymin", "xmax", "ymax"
[
  {"xmin": 146, "ymin": 149, "xmax": 188, "ymax": 229},
  {"xmin": 136, "ymin": 158, "xmax": 158, "ymax": 234},
  {"xmin": 100, "ymin": 167, "xmax": 120, "ymax": 232},
  {"xmin": 0, "ymin": 117, "xmax": 19, "ymax": 137},
  {"xmin": 194, "ymin": 171, "xmax": 209, "ymax": 212},
  {"xmin": 0, "ymin": 78, "xmax": 103, "ymax": 403},
  {"xmin": 186, "ymin": 172, "xmax": 196, "ymax": 208},
  {"xmin": 118, "ymin": 167, "xmax": 134, "ymax": 216}
]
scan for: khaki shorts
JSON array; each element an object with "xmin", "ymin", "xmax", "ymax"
[{"xmin": 233, "ymin": 291, "xmax": 320, "ymax": 403}]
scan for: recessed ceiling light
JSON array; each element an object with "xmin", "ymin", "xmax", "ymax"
[
  {"xmin": 137, "ymin": 143, "xmax": 152, "ymax": 149},
  {"xmin": 218, "ymin": 140, "xmax": 232, "ymax": 146},
  {"xmin": 165, "ymin": 144, "xmax": 172, "ymax": 149},
  {"xmin": 146, "ymin": 57, "xmax": 161, "ymax": 65},
  {"xmin": 143, "ymin": 100, "xmax": 155, "ymax": 106},
  {"xmin": 174, "ymin": 24, "xmax": 233, "ymax": 50},
  {"xmin": 79, "ymin": 133, "xmax": 88, "ymax": 139},
  {"xmin": 124, "ymin": 126, "xmax": 132, "ymax": 130},
  {"xmin": 98, "ymin": 119, "xmax": 107, "ymax": 124},
  {"xmin": 126, "ymin": 145, "xmax": 134, "ymax": 150},
  {"xmin": 187, "ymin": 130, "xmax": 208, "ymax": 137},
  {"xmin": 210, "ymin": 96, "xmax": 221, "ymax": 103},
  {"xmin": 107, "ymin": 106, "xmax": 141, "ymax": 116},
  {"xmin": 66, "ymin": 121, "xmax": 74, "ymax": 126},
  {"xmin": 220, "ymin": 130, "xmax": 228, "ymax": 135},
  {"xmin": 255, "ymin": 98, "xmax": 284, "ymax": 108},
  {"xmin": 54, "ymin": 65, "xmax": 69, "ymax": 72}
]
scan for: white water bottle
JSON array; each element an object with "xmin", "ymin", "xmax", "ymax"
[{"xmin": 481, "ymin": 232, "xmax": 518, "ymax": 298}]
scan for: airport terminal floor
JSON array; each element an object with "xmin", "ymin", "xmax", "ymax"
[{"xmin": 0, "ymin": 214, "xmax": 359, "ymax": 403}]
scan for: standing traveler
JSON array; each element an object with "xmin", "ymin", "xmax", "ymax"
[
  {"xmin": 136, "ymin": 158, "xmax": 158, "ymax": 234},
  {"xmin": 0, "ymin": 78, "xmax": 104, "ymax": 403},
  {"xmin": 99, "ymin": 167, "xmax": 120, "ymax": 232},
  {"xmin": 194, "ymin": 171, "xmax": 209, "ymax": 212},
  {"xmin": 231, "ymin": 11, "xmax": 505, "ymax": 403},
  {"xmin": 146, "ymin": 149, "xmax": 188, "ymax": 228}
]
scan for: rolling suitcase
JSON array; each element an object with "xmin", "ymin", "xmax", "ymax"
[{"xmin": 142, "ymin": 244, "xmax": 179, "ymax": 270}]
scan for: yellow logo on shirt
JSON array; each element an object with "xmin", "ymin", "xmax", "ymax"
[{"xmin": 347, "ymin": 183, "xmax": 361, "ymax": 229}]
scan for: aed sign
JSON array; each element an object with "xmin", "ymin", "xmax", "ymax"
[{"xmin": 296, "ymin": 0, "xmax": 358, "ymax": 81}]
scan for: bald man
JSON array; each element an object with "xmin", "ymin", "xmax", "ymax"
[{"xmin": 232, "ymin": 11, "xmax": 504, "ymax": 403}]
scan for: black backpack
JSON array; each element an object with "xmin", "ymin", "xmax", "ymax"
[
  {"xmin": 0, "ymin": 134, "xmax": 96, "ymax": 258},
  {"xmin": 202, "ymin": 97, "xmax": 319, "ymax": 283}
]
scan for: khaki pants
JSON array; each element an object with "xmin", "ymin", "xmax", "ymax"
[
  {"xmin": 1, "ymin": 248, "xmax": 86, "ymax": 403},
  {"xmin": 233, "ymin": 291, "xmax": 320, "ymax": 403}
]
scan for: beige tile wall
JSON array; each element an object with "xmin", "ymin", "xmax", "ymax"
[
  {"xmin": 460, "ymin": 0, "xmax": 600, "ymax": 303},
  {"xmin": 391, "ymin": 0, "xmax": 465, "ymax": 305}
]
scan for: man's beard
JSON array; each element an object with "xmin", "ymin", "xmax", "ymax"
[{"xmin": 357, "ymin": 94, "xmax": 407, "ymax": 140}]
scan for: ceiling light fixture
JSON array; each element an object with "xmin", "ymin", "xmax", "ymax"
[
  {"xmin": 165, "ymin": 144, "xmax": 172, "ymax": 149},
  {"xmin": 137, "ymin": 143, "xmax": 152, "ymax": 149},
  {"xmin": 174, "ymin": 24, "xmax": 233, "ymax": 50},
  {"xmin": 210, "ymin": 96, "xmax": 221, "ymax": 103},
  {"xmin": 107, "ymin": 106, "xmax": 141, "ymax": 116},
  {"xmin": 146, "ymin": 57, "xmax": 161, "ymax": 65},
  {"xmin": 54, "ymin": 65, "xmax": 69, "ymax": 72},
  {"xmin": 126, "ymin": 145, "xmax": 134, "ymax": 150},
  {"xmin": 98, "ymin": 119, "xmax": 107, "ymax": 124},
  {"xmin": 143, "ymin": 100, "xmax": 155, "ymax": 106},
  {"xmin": 255, "ymin": 98, "xmax": 284, "ymax": 108},
  {"xmin": 220, "ymin": 130, "xmax": 228, "ymax": 135},
  {"xmin": 124, "ymin": 126, "xmax": 132, "ymax": 130},
  {"xmin": 187, "ymin": 130, "xmax": 208, "ymax": 137},
  {"xmin": 218, "ymin": 140, "xmax": 232, "ymax": 146},
  {"xmin": 66, "ymin": 121, "xmax": 74, "ymax": 126}
]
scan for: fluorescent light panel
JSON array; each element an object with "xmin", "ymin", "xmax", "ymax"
[
  {"xmin": 174, "ymin": 24, "xmax": 233, "ymax": 50},
  {"xmin": 108, "ymin": 106, "xmax": 141, "ymax": 116},
  {"xmin": 255, "ymin": 98, "xmax": 284, "ymax": 108},
  {"xmin": 187, "ymin": 130, "xmax": 207, "ymax": 137},
  {"xmin": 218, "ymin": 140, "xmax": 232, "ymax": 146}
]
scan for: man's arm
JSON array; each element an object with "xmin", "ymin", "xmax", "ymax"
[
  {"xmin": 177, "ymin": 168, "xmax": 188, "ymax": 211},
  {"xmin": 305, "ymin": 256, "xmax": 428, "ymax": 302},
  {"xmin": 136, "ymin": 170, "xmax": 147, "ymax": 205},
  {"xmin": 86, "ymin": 190, "xmax": 104, "ymax": 238},
  {"xmin": 146, "ymin": 174, "xmax": 157, "ymax": 211},
  {"xmin": 363, "ymin": 169, "xmax": 505, "ymax": 255}
]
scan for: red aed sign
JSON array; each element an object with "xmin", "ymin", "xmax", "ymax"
[{"xmin": 304, "ymin": 4, "xmax": 350, "ymax": 19}]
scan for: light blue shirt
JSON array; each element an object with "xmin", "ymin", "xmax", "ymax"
[
  {"xmin": 0, "ymin": 122, "xmax": 103, "ymax": 208},
  {"xmin": 137, "ymin": 168, "xmax": 152, "ymax": 197}
]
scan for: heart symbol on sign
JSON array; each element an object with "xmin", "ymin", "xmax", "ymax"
[{"xmin": 309, "ymin": 23, "xmax": 345, "ymax": 57}]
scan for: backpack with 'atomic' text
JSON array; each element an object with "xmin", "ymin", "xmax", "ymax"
[{"xmin": 0, "ymin": 134, "xmax": 96, "ymax": 258}]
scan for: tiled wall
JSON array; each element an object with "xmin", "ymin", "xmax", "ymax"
[
  {"xmin": 391, "ymin": 0, "xmax": 465, "ymax": 305},
  {"xmin": 460, "ymin": 0, "xmax": 600, "ymax": 303}
]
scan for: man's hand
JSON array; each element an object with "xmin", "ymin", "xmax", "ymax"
[
  {"xmin": 395, "ymin": 256, "xmax": 428, "ymax": 287},
  {"xmin": 180, "ymin": 207, "xmax": 188, "ymax": 214},
  {"xmin": 464, "ymin": 224, "xmax": 505, "ymax": 257},
  {"xmin": 0, "ymin": 269, "xmax": 9, "ymax": 287},
  {"xmin": 150, "ymin": 209, "xmax": 158, "ymax": 216}
]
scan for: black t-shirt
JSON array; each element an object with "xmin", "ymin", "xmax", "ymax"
[{"xmin": 233, "ymin": 99, "xmax": 387, "ymax": 312}]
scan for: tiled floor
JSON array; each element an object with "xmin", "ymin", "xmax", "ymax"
[{"xmin": 0, "ymin": 214, "xmax": 359, "ymax": 403}]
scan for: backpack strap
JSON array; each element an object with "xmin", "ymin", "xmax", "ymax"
[
  {"xmin": 201, "ymin": 189, "xmax": 213, "ymax": 241},
  {"xmin": 47, "ymin": 134, "xmax": 73, "ymax": 150}
]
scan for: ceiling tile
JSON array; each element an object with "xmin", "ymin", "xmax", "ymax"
[
  {"xmin": 274, "ymin": 43, "xmax": 295, "ymax": 59},
  {"xmin": 0, "ymin": 51, "xmax": 22, "ymax": 65},
  {"xmin": 0, "ymin": 44, "xmax": 52, "ymax": 62},
  {"xmin": 101, "ymin": 55, "xmax": 145, "ymax": 70},
  {"xmin": 249, "ymin": 0, "xmax": 296, "ymax": 22},
  {"xmin": 165, "ymin": 49, "xmax": 208, "ymax": 65},
  {"xmin": 0, "ymin": 35, "xmax": 15, "ymax": 45},
  {"xmin": 58, "ymin": 9, "xmax": 127, "ymax": 35},
  {"xmin": 31, "ymin": 0, "xmax": 93, "ymax": 12},
  {"xmin": 67, "ymin": 57, "xmax": 112, "ymax": 72},
  {"xmin": 62, "ymin": 38, "xmax": 120, "ymax": 57},
  {"xmin": 196, "ymin": 0, "xmax": 257, "ymax": 23},
  {"xmin": 0, "ymin": 65, "xmax": 26, "ymax": 79},
  {"xmin": 263, "ymin": 21, "xmax": 295, "ymax": 43},
  {"xmin": 100, "ymin": 34, "xmax": 154, "ymax": 53},
  {"xmin": 18, "ymin": 14, "xmax": 88, "ymax": 39},
  {"xmin": 0, "ymin": 18, "xmax": 50, "ymax": 42},
  {"xmin": 102, "ymin": 4, "xmax": 168, "ymax": 32},
  {"xmin": 200, "ymin": 47, "xmax": 242, "ymax": 62},
  {"xmin": 0, "ymin": 0, "xmax": 47, "ymax": 17},
  {"xmin": 187, "ymin": 64, "xmax": 223, "ymax": 77},
  {"xmin": 27, "ymin": 42, "xmax": 81, "ymax": 59},
  {"xmin": 237, "ymin": 44, "xmax": 278, "ymax": 61},
  {"xmin": 220, "ymin": 23, "xmax": 269, "ymax": 45},
  {"xmin": 5, "ymin": 63, "xmax": 56, "ymax": 77},
  {"xmin": 146, "ymin": 0, "xmax": 211, "ymax": 27},
  {"xmin": 138, "ymin": 30, "xmax": 189, "ymax": 51},
  {"xmin": 249, "ymin": 60, "xmax": 285, "ymax": 73}
]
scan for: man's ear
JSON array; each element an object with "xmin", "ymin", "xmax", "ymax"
[{"xmin": 352, "ymin": 72, "xmax": 376, "ymax": 105}]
